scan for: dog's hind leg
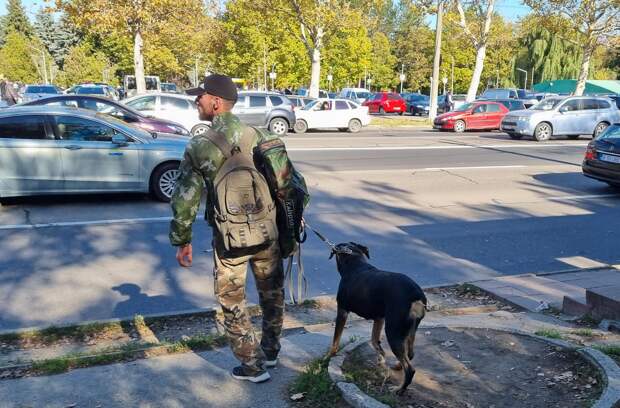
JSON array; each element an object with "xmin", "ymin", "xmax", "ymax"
[
  {"xmin": 407, "ymin": 300, "xmax": 426, "ymax": 361},
  {"xmin": 329, "ymin": 308, "xmax": 349, "ymax": 356},
  {"xmin": 371, "ymin": 318, "xmax": 386, "ymax": 364},
  {"xmin": 386, "ymin": 319, "xmax": 415, "ymax": 395}
]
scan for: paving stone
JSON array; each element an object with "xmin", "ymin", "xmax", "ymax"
[
  {"xmin": 562, "ymin": 295, "xmax": 592, "ymax": 317},
  {"xmin": 587, "ymin": 285, "xmax": 620, "ymax": 321}
]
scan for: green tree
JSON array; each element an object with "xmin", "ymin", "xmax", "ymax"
[
  {"xmin": 524, "ymin": 0, "xmax": 620, "ymax": 95},
  {"xmin": 57, "ymin": 0, "xmax": 209, "ymax": 93},
  {"xmin": 35, "ymin": 11, "xmax": 81, "ymax": 69},
  {"xmin": 0, "ymin": 31, "xmax": 41, "ymax": 82},
  {"xmin": 57, "ymin": 42, "xmax": 115, "ymax": 87},
  {"xmin": 5, "ymin": 0, "xmax": 33, "ymax": 38},
  {"xmin": 0, "ymin": 15, "xmax": 7, "ymax": 46},
  {"xmin": 369, "ymin": 32, "xmax": 396, "ymax": 90}
]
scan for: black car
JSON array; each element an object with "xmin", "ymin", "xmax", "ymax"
[
  {"xmin": 582, "ymin": 123, "xmax": 620, "ymax": 188},
  {"xmin": 487, "ymin": 99, "xmax": 526, "ymax": 111},
  {"xmin": 20, "ymin": 94, "xmax": 189, "ymax": 135},
  {"xmin": 404, "ymin": 93, "xmax": 430, "ymax": 116}
]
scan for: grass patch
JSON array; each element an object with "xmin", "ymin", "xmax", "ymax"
[
  {"xmin": 0, "ymin": 322, "xmax": 124, "ymax": 346},
  {"xmin": 297, "ymin": 299, "xmax": 321, "ymax": 309},
  {"xmin": 571, "ymin": 328, "xmax": 594, "ymax": 337},
  {"xmin": 370, "ymin": 117, "xmax": 430, "ymax": 127},
  {"xmin": 593, "ymin": 344, "xmax": 620, "ymax": 357},
  {"xmin": 456, "ymin": 283, "xmax": 484, "ymax": 297},
  {"xmin": 535, "ymin": 328, "xmax": 564, "ymax": 339},
  {"xmin": 28, "ymin": 333, "xmax": 228, "ymax": 376},
  {"xmin": 291, "ymin": 357, "xmax": 343, "ymax": 407}
]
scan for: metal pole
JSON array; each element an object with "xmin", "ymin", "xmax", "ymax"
[
  {"xmin": 451, "ymin": 56, "xmax": 454, "ymax": 92},
  {"xmin": 400, "ymin": 63, "xmax": 404, "ymax": 93},
  {"xmin": 195, "ymin": 57, "xmax": 198, "ymax": 87},
  {"xmin": 429, "ymin": 0, "xmax": 443, "ymax": 121},
  {"xmin": 42, "ymin": 51, "xmax": 48, "ymax": 84}
]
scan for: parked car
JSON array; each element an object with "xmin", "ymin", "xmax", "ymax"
[
  {"xmin": 0, "ymin": 106, "xmax": 187, "ymax": 201},
  {"xmin": 479, "ymin": 88, "xmax": 538, "ymax": 108},
  {"xmin": 232, "ymin": 91, "xmax": 296, "ymax": 136},
  {"xmin": 293, "ymin": 98, "xmax": 370, "ymax": 133},
  {"xmin": 20, "ymin": 84, "xmax": 62, "ymax": 103},
  {"xmin": 20, "ymin": 94, "xmax": 189, "ymax": 136},
  {"xmin": 500, "ymin": 96, "xmax": 620, "ymax": 141},
  {"xmin": 339, "ymin": 88, "xmax": 372, "ymax": 104},
  {"xmin": 296, "ymin": 88, "xmax": 329, "ymax": 98},
  {"xmin": 582, "ymin": 124, "xmax": 620, "ymax": 188},
  {"xmin": 433, "ymin": 101, "xmax": 509, "ymax": 132},
  {"xmin": 75, "ymin": 85, "xmax": 118, "ymax": 100},
  {"xmin": 487, "ymin": 99, "xmax": 527, "ymax": 111},
  {"xmin": 287, "ymin": 95, "xmax": 316, "ymax": 111},
  {"xmin": 404, "ymin": 93, "xmax": 429, "ymax": 116},
  {"xmin": 363, "ymin": 92, "xmax": 406, "ymax": 115},
  {"xmin": 605, "ymin": 95, "xmax": 620, "ymax": 109},
  {"xmin": 124, "ymin": 93, "xmax": 208, "ymax": 136},
  {"xmin": 161, "ymin": 82, "xmax": 179, "ymax": 93},
  {"xmin": 437, "ymin": 94, "xmax": 468, "ymax": 113}
]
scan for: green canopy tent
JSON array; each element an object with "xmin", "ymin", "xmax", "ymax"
[{"xmin": 533, "ymin": 80, "xmax": 620, "ymax": 95}]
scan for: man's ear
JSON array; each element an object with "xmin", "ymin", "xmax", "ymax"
[{"xmin": 354, "ymin": 243, "xmax": 370, "ymax": 259}]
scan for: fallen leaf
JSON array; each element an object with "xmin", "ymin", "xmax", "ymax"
[{"xmin": 290, "ymin": 393, "xmax": 305, "ymax": 401}]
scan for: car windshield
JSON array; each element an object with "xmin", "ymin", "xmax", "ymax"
[
  {"xmin": 94, "ymin": 112, "xmax": 150, "ymax": 138},
  {"xmin": 531, "ymin": 98, "xmax": 563, "ymax": 110},
  {"xmin": 455, "ymin": 103, "xmax": 475, "ymax": 112},
  {"xmin": 77, "ymin": 87, "xmax": 105, "ymax": 95},
  {"xmin": 303, "ymin": 100, "xmax": 320, "ymax": 110},
  {"xmin": 356, "ymin": 92, "xmax": 371, "ymax": 100},
  {"xmin": 597, "ymin": 124, "xmax": 620, "ymax": 140},
  {"xmin": 25, "ymin": 86, "xmax": 59, "ymax": 94},
  {"xmin": 481, "ymin": 89, "xmax": 508, "ymax": 99}
]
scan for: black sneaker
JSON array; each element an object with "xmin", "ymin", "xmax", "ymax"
[{"xmin": 231, "ymin": 365, "xmax": 271, "ymax": 383}]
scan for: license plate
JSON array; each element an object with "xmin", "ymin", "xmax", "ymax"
[
  {"xmin": 599, "ymin": 153, "xmax": 620, "ymax": 164},
  {"xmin": 502, "ymin": 126, "xmax": 514, "ymax": 131},
  {"xmin": 394, "ymin": 107, "xmax": 400, "ymax": 111}
]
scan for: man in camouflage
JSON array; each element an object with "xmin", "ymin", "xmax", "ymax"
[{"xmin": 170, "ymin": 74, "xmax": 284, "ymax": 383}]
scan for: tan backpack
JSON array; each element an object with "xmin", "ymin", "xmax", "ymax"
[{"xmin": 206, "ymin": 127, "xmax": 277, "ymax": 252}]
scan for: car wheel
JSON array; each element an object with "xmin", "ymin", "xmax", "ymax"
[
  {"xmin": 379, "ymin": 107, "xmax": 385, "ymax": 114},
  {"xmin": 293, "ymin": 119, "xmax": 308, "ymax": 134},
  {"xmin": 151, "ymin": 162, "xmax": 180, "ymax": 202},
  {"xmin": 508, "ymin": 133, "xmax": 523, "ymax": 140},
  {"xmin": 348, "ymin": 118, "xmax": 362, "ymax": 133},
  {"xmin": 533, "ymin": 122, "xmax": 552, "ymax": 141},
  {"xmin": 269, "ymin": 117, "xmax": 288, "ymax": 136},
  {"xmin": 453, "ymin": 120, "xmax": 466, "ymax": 133},
  {"xmin": 567, "ymin": 135, "xmax": 580, "ymax": 140},
  {"xmin": 410, "ymin": 107, "xmax": 415, "ymax": 115},
  {"xmin": 338, "ymin": 128, "xmax": 348, "ymax": 132},
  {"xmin": 593, "ymin": 122, "xmax": 609, "ymax": 139},
  {"xmin": 191, "ymin": 123, "xmax": 210, "ymax": 136}
]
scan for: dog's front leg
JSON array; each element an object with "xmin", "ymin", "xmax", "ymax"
[
  {"xmin": 329, "ymin": 308, "xmax": 349, "ymax": 356},
  {"xmin": 371, "ymin": 318, "xmax": 386, "ymax": 365}
]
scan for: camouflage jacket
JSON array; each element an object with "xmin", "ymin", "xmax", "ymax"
[{"xmin": 169, "ymin": 112, "xmax": 277, "ymax": 247}]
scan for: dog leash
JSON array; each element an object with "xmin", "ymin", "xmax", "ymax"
[
  {"xmin": 303, "ymin": 219, "xmax": 353, "ymax": 255},
  {"xmin": 284, "ymin": 245, "xmax": 307, "ymax": 304}
]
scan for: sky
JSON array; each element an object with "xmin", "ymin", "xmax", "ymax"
[{"xmin": 0, "ymin": 0, "xmax": 532, "ymax": 22}]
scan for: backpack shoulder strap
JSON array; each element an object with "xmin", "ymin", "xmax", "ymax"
[
  {"xmin": 205, "ymin": 128, "xmax": 234, "ymax": 159},
  {"xmin": 238, "ymin": 126, "xmax": 258, "ymax": 154}
]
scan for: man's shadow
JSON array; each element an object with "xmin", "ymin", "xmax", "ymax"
[{"xmin": 111, "ymin": 283, "xmax": 198, "ymax": 319}]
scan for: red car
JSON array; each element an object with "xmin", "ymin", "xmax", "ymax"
[
  {"xmin": 363, "ymin": 92, "xmax": 406, "ymax": 115},
  {"xmin": 433, "ymin": 101, "xmax": 509, "ymax": 132}
]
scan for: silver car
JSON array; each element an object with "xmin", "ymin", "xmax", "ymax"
[
  {"xmin": 0, "ymin": 106, "xmax": 187, "ymax": 201},
  {"xmin": 501, "ymin": 96, "xmax": 620, "ymax": 141}
]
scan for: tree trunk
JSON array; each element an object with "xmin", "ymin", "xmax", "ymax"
[
  {"xmin": 574, "ymin": 42, "xmax": 594, "ymax": 96},
  {"xmin": 309, "ymin": 47, "xmax": 321, "ymax": 98},
  {"xmin": 134, "ymin": 30, "xmax": 146, "ymax": 95},
  {"xmin": 466, "ymin": 43, "xmax": 486, "ymax": 102}
]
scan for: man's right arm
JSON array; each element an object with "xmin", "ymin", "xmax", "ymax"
[{"xmin": 169, "ymin": 141, "xmax": 205, "ymax": 247}]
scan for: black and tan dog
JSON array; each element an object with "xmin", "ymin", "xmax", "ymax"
[{"xmin": 328, "ymin": 242, "xmax": 427, "ymax": 394}]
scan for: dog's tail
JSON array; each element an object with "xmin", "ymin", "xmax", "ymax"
[{"xmin": 408, "ymin": 299, "xmax": 426, "ymax": 334}]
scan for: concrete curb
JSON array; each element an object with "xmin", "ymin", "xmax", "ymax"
[{"xmin": 328, "ymin": 325, "xmax": 620, "ymax": 408}]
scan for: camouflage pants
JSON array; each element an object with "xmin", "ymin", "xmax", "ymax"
[{"xmin": 213, "ymin": 240, "xmax": 285, "ymax": 371}]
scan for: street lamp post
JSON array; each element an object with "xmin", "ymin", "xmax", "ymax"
[
  {"xmin": 516, "ymin": 68, "xmax": 528, "ymax": 90},
  {"xmin": 269, "ymin": 70, "xmax": 277, "ymax": 91},
  {"xmin": 442, "ymin": 76, "xmax": 448, "ymax": 94},
  {"xmin": 399, "ymin": 63, "xmax": 405, "ymax": 93},
  {"xmin": 327, "ymin": 73, "xmax": 333, "ymax": 92}
]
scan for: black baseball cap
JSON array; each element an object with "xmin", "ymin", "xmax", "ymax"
[{"xmin": 186, "ymin": 74, "xmax": 238, "ymax": 102}]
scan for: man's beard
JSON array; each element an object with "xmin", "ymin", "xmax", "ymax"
[{"xmin": 198, "ymin": 107, "xmax": 214, "ymax": 122}]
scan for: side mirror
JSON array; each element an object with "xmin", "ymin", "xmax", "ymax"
[
  {"xmin": 112, "ymin": 134, "xmax": 128, "ymax": 146},
  {"xmin": 559, "ymin": 106, "xmax": 568, "ymax": 113}
]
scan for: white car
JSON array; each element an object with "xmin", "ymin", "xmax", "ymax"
[
  {"xmin": 123, "ymin": 92, "xmax": 210, "ymax": 135},
  {"xmin": 293, "ymin": 98, "xmax": 370, "ymax": 133}
]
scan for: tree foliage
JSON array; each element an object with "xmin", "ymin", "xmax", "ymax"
[
  {"xmin": 5, "ymin": 0, "xmax": 33, "ymax": 38},
  {"xmin": 56, "ymin": 42, "xmax": 115, "ymax": 87},
  {"xmin": 0, "ymin": 31, "xmax": 41, "ymax": 82}
]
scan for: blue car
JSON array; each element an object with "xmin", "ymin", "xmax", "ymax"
[{"xmin": 404, "ymin": 93, "xmax": 430, "ymax": 116}]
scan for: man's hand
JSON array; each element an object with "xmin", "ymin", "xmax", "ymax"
[{"xmin": 176, "ymin": 244, "xmax": 193, "ymax": 267}]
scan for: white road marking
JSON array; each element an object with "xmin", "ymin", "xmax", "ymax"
[
  {"xmin": 1, "ymin": 191, "xmax": 618, "ymax": 231},
  {"xmin": 417, "ymin": 165, "xmax": 528, "ymax": 171},
  {"xmin": 309, "ymin": 165, "xmax": 528, "ymax": 174},
  {"xmin": 287, "ymin": 143, "xmax": 588, "ymax": 151},
  {"xmin": 0, "ymin": 216, "xmax": 171, "ymax": 230}
]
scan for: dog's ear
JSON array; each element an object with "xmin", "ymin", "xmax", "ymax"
[
  {"xmin": 354, "ymin": 243, "xmax": 370, "ymax": 259},
  {"xmin": 329, "ymin": 249, "xmax": 336, "ymax": 259}
]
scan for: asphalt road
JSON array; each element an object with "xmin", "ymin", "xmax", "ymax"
[{"xmin": 2, "ymin": 128, "xmax": 619, "ymax": 330}]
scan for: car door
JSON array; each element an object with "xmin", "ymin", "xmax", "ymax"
[
  {"xmin": 52, "ymin": 114, "xmax": 141, "ymax": 192},
  {"xmin": 485, "ymin": 103, "xmax": 504, "ymax": 129},
  {"xmin": 580, "ymin": 98, "xmax": 601, "ymax": 134},
  {"xmin": 245, "ymin": 95, "xmax": 269, "ymax": 126},
  {"xmin": 554, "ymin": 99, "xmax": 582, "ymax": 135},
  {"xmin": 468, "ymin": 104, "xmax": 487, "ymax": 129},
  {"xmin": 0, "ymin": 114, "xmax": 63, "ymax": 195},
  {"xmin": 125, "ymin": 95, "xmax": 158, "ymax": 118},
  {"xmin": 333, "ymin": 100, "xmax": 352, "ymax": 127},
  {"xmin": 159, "ymin": 96, "xmax": 195, "ymax": 130},
  {"xmin": 232, "ymin": 96, "xmax": 249, "ymax": 123}
]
